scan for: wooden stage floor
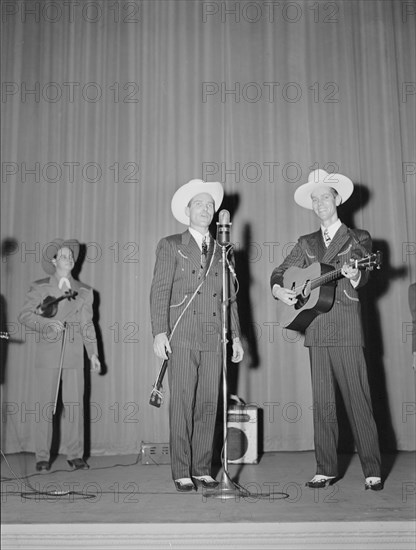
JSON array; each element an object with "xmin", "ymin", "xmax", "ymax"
[{"xmin": 1, "ymin": 450, "xmax": 415, "ymax": 549}]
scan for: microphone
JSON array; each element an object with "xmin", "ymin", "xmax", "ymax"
[{"xmin": 216, "ymin": 209, "xmax": 232, "ymax": 246}]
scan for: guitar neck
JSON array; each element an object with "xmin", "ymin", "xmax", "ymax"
[
  {"xmin": 310, "ymin": 267, "xmax": 344, "ymax": 291},
  {"xmin": 308, "ymin": 254, "xmax": 378, "ymax": 292}
]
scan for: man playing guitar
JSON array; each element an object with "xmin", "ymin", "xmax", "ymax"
[{"xmin": 270, "ymin": 169, "xmax": 383, "ymax": 492}]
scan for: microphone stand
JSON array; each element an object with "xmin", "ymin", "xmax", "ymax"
[{"xmin": 205, "ymin": 230, "xmax": 244, "ymax": 500}]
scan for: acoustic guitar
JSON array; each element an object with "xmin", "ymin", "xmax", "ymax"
[{"xmin": 275, "ymin": 252, "xmax": 382, "ymax": 332}]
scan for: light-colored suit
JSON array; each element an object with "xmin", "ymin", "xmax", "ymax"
[
  {"xmin": 150, "ymin": 230, "xmax": 241, "ymax": 479},
  {"xmin": 271, "ymin": 224, "xmax": 381, "ymax": 478},
  {"xmin": 18, "ymin": 275, "xmax": 98, "ymax": 461}
]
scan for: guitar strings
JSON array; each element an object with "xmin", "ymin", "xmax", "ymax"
[{"xmin": 290, "ymin": 256, "xmax": 373, "ymax": 295}]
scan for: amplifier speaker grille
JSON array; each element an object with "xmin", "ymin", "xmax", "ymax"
[{"xmin": 227, "ymin": 405, "xmax": 258, "ymax": 464}]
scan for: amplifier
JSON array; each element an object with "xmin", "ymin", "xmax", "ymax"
[
  {"xmin": 140, "ymin": 442, "xmax": 171, "ymax": 465},
  {"xmin": 227, "ymin": 405, "xmax": 258, "ymax": 464}
]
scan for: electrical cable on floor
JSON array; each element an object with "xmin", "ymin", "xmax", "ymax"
[
  {"xmin": 209, "ymin": 437, "xmax": 290, "ymax": 501},
  {"xmin": 1, "ymin": 450, "xmax": 155, "ymax": 500},
  {"xmin": 1, "ymin": 450, "xmax": 95, "ymax": 500}
]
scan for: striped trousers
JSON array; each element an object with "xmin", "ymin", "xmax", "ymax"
[
  {"xmin": 309, "ymin": 347, "xmax": 381, "ymax": 478},
  {"xmin": 167, "ymin": 347, "xmax": 222, "ymax": 480}
]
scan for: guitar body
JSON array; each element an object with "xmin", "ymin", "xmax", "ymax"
[{"xmin": 276, "ymin": 262, "xmax": 337, "ymax": 331}]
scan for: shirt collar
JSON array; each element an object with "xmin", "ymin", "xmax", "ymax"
[
  {"xmin": 321, "ymin": 219, "xmax": 342, "ymax": 241},
  {"xmin": 53, "ymin": 274, "xmax": 72, "ymax": 290},
  {"xmin": 188, "ymin": 227, "xmax": 210, "ymax": 251}
]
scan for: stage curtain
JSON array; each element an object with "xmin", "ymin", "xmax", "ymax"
[{"xmin": 1, "ymin": 0, "xmax": 415, "ymax": 457}]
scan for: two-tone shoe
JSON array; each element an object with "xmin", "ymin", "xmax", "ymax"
[
  {"xmin": 305, "ymin": 474, "xmax": 336, "ymax": 489},
  {"xmin": 192, "ymin": 475, "xmax": 219, "ymax": 489},
  {"xmin": 365, "ymin": 477, "xmax": 383, "ymax": 491},
  {"xmin": 174, "ymin": 478, "xmax": 196, "ymax": 492}
]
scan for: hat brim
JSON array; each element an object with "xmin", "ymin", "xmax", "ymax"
[
  {"xmin": 294, "ymin": 173, "xmax": 354, "ymax": 209},
  {"xmin": 41, "ymin": 238, "xmax": 80, "ymax": 275},
  {"xmin": 171, "ymin": 179, "xmax": 224, "ymax": 225}
]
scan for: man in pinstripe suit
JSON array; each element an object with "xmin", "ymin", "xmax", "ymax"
[
  {"xmin": 150, "ymin": 179, "xmax": 244, "ymax": 492},
  {"xmin": 409, "ymin": 283, "xmax": 416, "ymax": 370},
  {"xmin": 270, "ymin": 170, "xmax": 383, "ymax": 491}
]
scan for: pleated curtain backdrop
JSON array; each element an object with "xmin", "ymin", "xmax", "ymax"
[{"xmin": 1, "ymin": 0, "xmax": 415, "ymax": 457}]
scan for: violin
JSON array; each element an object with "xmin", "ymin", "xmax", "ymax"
[{"xmin": 35, "ymin": 290, "xmax": 78, "ymax": 318}]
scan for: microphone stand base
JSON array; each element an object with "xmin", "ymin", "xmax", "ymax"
[{"xmin": 203, "ymin": 470, "xmax": 246, "ymax": 500}]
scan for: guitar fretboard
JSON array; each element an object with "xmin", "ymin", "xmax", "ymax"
[
  {"xmin": 294, "ymin": 253, "xmax": 380, "ymax": 294},
  {"xmin": 310, "ymin": 267, "xmax": 344, "ymax": 291}
]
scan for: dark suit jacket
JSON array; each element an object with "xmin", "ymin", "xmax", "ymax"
[
  {"xmin": 150, "ymin": 230, "xmax": 241, "ymax": 351},
  {"xmin": 18, "ymin": 275, "xmax": 98, "ymax": 369},
  {"xmin": 270, "ymin": 223, "xmax": 371, "ymax": 347}
]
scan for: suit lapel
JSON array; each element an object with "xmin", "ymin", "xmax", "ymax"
[
  {"xmin": 181, "ymin": 230, "xmax": 221, "ymax": 271},
  {"xmin": 201, "ymin": 236, "xmax": 219, "ymax": 278},
  {"xmin": 305, "ymin": 231, "xmax": 327, "ymax": 262},
  {"xmin": 321, "ymin": 224, "xmax": 350, "ymax": 264},
  {"xmin": 181, "ymin": 230, "xmax": 202, "ymax": 271}
]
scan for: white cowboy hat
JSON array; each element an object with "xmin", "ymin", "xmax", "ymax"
[
  {"xmin": 171, "ymin": 179, "xmax": 224, "ymax": 225},
  {"xmin": 294, "ymin": 169, "xmax": 354, "ymax": 209}
]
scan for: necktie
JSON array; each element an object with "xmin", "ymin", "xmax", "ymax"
[
  {"xmin": 201, "ymin": 236, "xmax": 208, "ymax": 268},
  {"xmin": 323, "ymin": 229, "xmax": 331, "ymax": 247}
]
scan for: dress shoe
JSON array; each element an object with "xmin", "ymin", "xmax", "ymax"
[
  {"xmin": 174, "ymin": 478, "xmax": 196, "ymax": 492},
  {"xmin": 67, "ymin": 458, "xmax": 89, "ymax": 470},
  {"xmin": 192, "ymin": 475, "xmax": 219, "ymax": 489},
  {"xmin": 35, "ymin": 461, "xmax": 50, "ymax": 473},
  {"xmin": 365, "ymin": 477, "xmax": 383, "ymax": 491},
  {"xmin": 305, "ymin": 475, "xmax": 336, "ymax": 489}
]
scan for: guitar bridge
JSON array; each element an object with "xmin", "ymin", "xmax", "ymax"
[
  {"xmin": 295, "ymin": 293, "xmax": 310, "ymax": 310},
  {"xmin": 294, "ymin": 279, "xmax": 311, "ymax": 310}
]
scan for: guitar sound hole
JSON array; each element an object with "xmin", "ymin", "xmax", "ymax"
[{"xmin": 295, "ymin": 294, "xmax": 309, "ymax": 310}]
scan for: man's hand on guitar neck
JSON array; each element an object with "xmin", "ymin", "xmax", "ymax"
[
  {"xmin": 272, "ymin": 284, "xmax": 298, "ymax": 305},
  {"xmin": 341, "ymin": 262, "xmax": 361, "ymax": 286}
]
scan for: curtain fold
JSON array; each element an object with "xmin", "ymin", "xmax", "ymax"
[{"xmin": 1, "ymin": 0, "xmax": 415, "ymax": 455}]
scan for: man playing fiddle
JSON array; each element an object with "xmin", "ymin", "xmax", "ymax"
[{"xmin": 18, "ymin": 238, "xmax": 100, "ymax": 473}]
